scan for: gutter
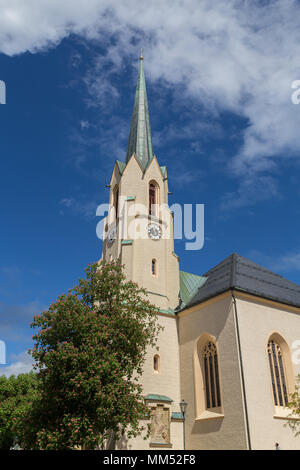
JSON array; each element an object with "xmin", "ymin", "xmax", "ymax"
[{"xmin": 231, "ymin": 289, "xmax": 252, "ymax": 450}]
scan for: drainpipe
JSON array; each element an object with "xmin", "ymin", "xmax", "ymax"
[{"xmin": 231, "ymin": 290, "xmax": 252, "ymax": 450}]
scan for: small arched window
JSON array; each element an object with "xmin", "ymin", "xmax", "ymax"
[
  {"xmin": 267, "ymin": 339, "xmax": 289, "ymax": 407},
  {"xmin": 203, "ymin": 342, "xmax": 221, "ymax": 409},
  {"xmin": 113, "ymin": 185, "xmax": 119, "ymax": 220},
  {"xmin": 151, "ymin": 259, "xmax": 157, "ymax": 276},
  {"xmin": 149, "ymin": 181, "xmax": 158, "ymax": 216},
  {"xmin": 153, "ymin": 354, "xmax": 160, "ymax": 373}
]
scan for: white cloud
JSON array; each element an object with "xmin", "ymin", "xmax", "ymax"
[
  {"xmin": 0, "ymin": 350, "xmax": 34, "ymax": 377},
  {"xmin": 220, "ymin": 174, "xmax": 278, "ymax": 211},
  {"xmin": 80, "ymin": 120, "xmax": 90, "ymax": 130},
  {"xmin": 60, "ymin": 196, "xmax": 99, "ymax": 219},
  {"xmin": 1, "ymin": 1, "xmax": 300, "ymax": 200},
  {"xmin": 0, "ymin": 299, "xmax": 47, "ymax": 342},
  {"xmin": 272, "ymin": 252, "xmax": 300, "ymax": 273},
  {"xmin": 247, "ymin": 249, "xmax": 300, "ymax": 275}
]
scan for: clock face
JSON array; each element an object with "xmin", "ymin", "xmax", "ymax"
[
  {"xmin": 107, "ymin": 226, "xmax": 116, "ymax": 245},
  {"xmin": 148, "ymin": 223, "xmax": 162, "ymax": 240}
]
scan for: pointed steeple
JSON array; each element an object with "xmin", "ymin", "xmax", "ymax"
[{"xmin": 126, "ymin": 51, "xmax": 154, "ymax": 170}]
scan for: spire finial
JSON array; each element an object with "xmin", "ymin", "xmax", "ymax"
[{"xmin": 140, "ymin": 48, "xmax": 144, "ymax": 61}]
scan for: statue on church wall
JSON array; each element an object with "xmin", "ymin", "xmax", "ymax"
[{"xmin": 150, "ymin": 405, "xmax": 170, "ymax": 444}]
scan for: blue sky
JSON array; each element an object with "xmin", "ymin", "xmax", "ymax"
[{"xmin": 1, "ymin": 0, "xmax": 300, "ymax": 375}]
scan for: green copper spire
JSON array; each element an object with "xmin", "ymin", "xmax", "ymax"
[{"xmin": 126, "ymin": 51, "xmax": 154, "ymax": 170}]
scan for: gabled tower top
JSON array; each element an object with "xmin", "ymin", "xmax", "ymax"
[{"xmin": 125, "ymin": 52, "xmax": 154, "ymax": 170}]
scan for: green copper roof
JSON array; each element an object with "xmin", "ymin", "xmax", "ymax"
[
  {"xmin": 126, "ymin": 55, "xmax": 154, "ymax": 170},
  {"xmin": 178, "ymin": 270, "xmax": 207, "ymax": 309},
  {"xmin": 171, "ymin": 412, "xmax": 184, "ymax": 420},
  {"xmin": 160, "ymin": 166, "xmax": 166, "ymax": 178},
  {"xmin": 145, "ymin": 394, "xmax": 173, "ymax": 402},
  {"xmin": 116, "ymin": 160, "xmax": 126, "ymax": 174},
  {"xmin": 116, "ymin": 159, "xmax": 163, "ymax": 177}
]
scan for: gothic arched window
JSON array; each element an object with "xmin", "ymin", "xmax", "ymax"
[
  {"xmin": 203, "ymin": 341, "xmax": 221, "ymax": 409},
  {"xmin": 149, "ymin": 181, "xmax": 158, "ymax": 216},
  {"xmin": 267, "ymin": 339, "xmax": 289, "ymax": 407},
  {"xmin": 194, "ymin": 334, "xmax": 223, "ymax": 419}
]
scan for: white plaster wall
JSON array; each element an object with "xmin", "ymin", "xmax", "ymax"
[
  {"xmin": 235, "ymin": 295, "xmax": 300, "ymax": 450},
  {"xmin": 178, "ymin": 295, "xmax": 248, "ymax": 450}
]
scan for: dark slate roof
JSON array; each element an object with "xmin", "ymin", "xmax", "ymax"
[{"xmin": 183, "ymin": 253, "xmax": 300, "ymax": 310}]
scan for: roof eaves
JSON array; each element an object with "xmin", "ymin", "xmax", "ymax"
[{"xmin": 233, "ymin": 286, "xmax": 300, "ymax": 309}]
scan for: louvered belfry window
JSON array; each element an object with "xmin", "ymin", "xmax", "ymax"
[
  {"xmin": 267, "ymin": 340, "xmax": 288, "ymax": 406},
  {"xmin": 203, "ymin": 342, "xmax": 221, "ymax": 409},
  {"xmin": 149, "ymin": 183, "xmax": 156, "ymax": 215}
]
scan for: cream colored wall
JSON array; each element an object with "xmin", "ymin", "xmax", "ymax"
[
  {"xmin": 235, "ymin": 294, "xmax": 300, "ymax": 450},
  {"xmin": 141, "ymin": 314, "xmax": 182, "ymax": 406},
  {"xmin": 121, "ymin": 156, "xmax": 179, "ymax": 310},
  {"xmin": 178, "ymin": 294, "xmax": 248, "ymax": 450}
]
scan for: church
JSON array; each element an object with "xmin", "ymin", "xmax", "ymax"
[{"xmin": 101, "ymin": 54, "xmax": 300, "ymax": 450}]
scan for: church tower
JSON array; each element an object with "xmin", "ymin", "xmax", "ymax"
[
  {"xmin": 101, "ymin": 54, "xmax": 183, "ymax": 449},
  {"xmin": 102, "ymin": 53, "xmax": 180, "ymax": 313}
]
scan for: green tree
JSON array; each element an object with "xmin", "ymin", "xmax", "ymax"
[
  {"xmin": 285, "ymin": 376, "xmax": 300, "ymax": 436},
  {"xmin": 18, "ymin": 260, "xmax": 161, "ymax": 449},
  {"xmin": 0, "ymin": 371, "xmax": 38, "ymax": 449}
]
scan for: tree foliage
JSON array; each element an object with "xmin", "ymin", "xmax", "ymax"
[
  {"xmin": 0, "ymin": 372, "xmax": 38, "ymax": 449},
  {"xmin": 285, "ymin": 376, "xmax": 300, "ymax": 437},
  {"xmin": 17, "ymin": 260, "xmax": 161, "ymax": 449}
]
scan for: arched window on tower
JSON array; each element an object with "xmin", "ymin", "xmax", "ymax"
[
  {"xmin": 267, "ymin": 336, "xmax": 291, "ymax": 407},
  {"xmin": 151, "ymin": 259, "xmax": 158, "ymax": 277},
  {"xmin": 153, "ymin": 354, "xmax": 160, "ymax": 373},
  {"xmin": 149, "ymin": 181, "xmax": 158, "ymax": 216},
  {"xmin": 113, "ymin": 185, "xmax": 119, "ymax": 220},
  {"xmin": 202, "ymin": 341, "xmax": 221, "ymax": 409}
]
